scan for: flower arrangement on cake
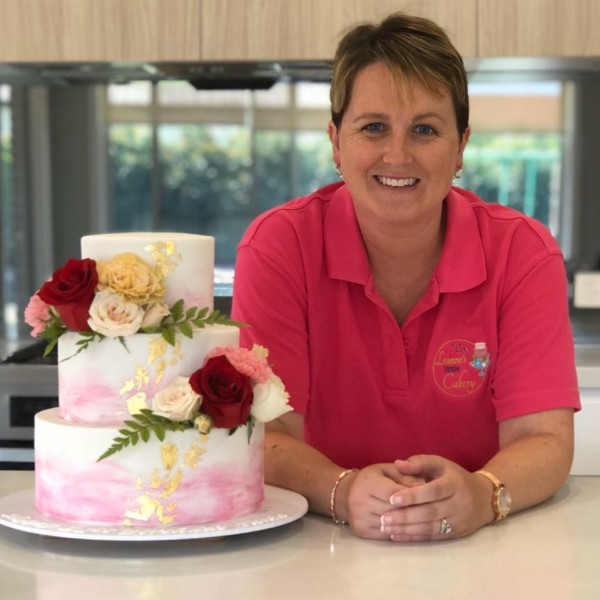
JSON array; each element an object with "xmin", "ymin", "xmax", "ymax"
[
  {"xmin": 97, "ymin": 343, "xmax": 292, "ymax": 461},
  {"xmin": 24, "ymin": 244, "xmax": 293, "ymax": 461},
  {"xmin": 24, "ymin": 245, "xmax": 238, "ymax": 357}
]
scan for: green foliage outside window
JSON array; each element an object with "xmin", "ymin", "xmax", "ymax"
[{"xmin": 109, "ymin": 124, "xmax": 560, "ymax": 270}]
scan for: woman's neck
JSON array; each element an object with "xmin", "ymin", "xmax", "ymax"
[
  {"xmin": 359, "ymin": 206, "xmax": 446, "ymax": 324},
  {"xmin": 359, "ymin": 205, "xmax": 446, "ymax": 270}
]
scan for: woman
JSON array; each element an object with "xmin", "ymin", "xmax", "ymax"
[{"xmin": 231, "ymin": 13, "xmax": 580, "ymax": 541}]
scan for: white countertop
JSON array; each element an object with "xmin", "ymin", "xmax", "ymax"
[{"xmin": 1, "ymin": 472, "xmax": 599, "ymax": 600}]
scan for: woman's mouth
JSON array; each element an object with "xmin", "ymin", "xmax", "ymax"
[{"xmin": 376, "ymin": 176, "xmax": 418, "ymax": 188}]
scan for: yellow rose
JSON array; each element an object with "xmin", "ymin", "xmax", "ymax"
[{"xmin": 97, "ymin": 253, "xmax": 165, "ymax": 304}]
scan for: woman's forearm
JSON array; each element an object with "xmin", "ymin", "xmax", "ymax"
[
  {"xmin": 481, "ymin": 409, "xmax": 574, "ymax": 516},
  {"xmin": 264, "ymin": 430, "xmax": 347, "ymax": 517}
]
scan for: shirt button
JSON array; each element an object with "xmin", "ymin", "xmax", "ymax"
[{"xmin": 403, "ymin": 340, "xmax": 410, "ymax": 349}]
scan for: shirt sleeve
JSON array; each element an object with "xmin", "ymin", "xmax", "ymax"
[
  {"xmin": 231, "ymin": 239, "xmax": 311, "ymax": 416},
  {"xmin": 492, "ymin": 252, "xmax": 581, "ymax": 420}
]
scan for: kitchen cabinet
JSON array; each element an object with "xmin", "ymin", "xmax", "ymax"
[
  {"xmin": 199, "ymin": 0, "xmax": 477, "ymax": 61},
  {"xmin": 478, "ymin": 0, "xmax": 600, "ymax": 57},
  {"xmin": 3, "ymin": 0, "xmax": 600, "ymax": 62},
  {"xmin": 0, "ymin": 0, "xmax": 202, "ymax": 61},
  {"xmin": 0, "ymin": 0, "xmax": 475, "ymax": 62}
]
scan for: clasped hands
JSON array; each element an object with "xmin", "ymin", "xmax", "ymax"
[{"xmin": 339, "ymin": 455, "xmax": 493, "ymax": 542}]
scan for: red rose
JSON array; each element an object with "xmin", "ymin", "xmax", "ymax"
[
  {"xmin": 37, "ymin": 258, "xmax": 98, "ymax": 331},
  {"xmin": 189, "ymin": 355, "xmax": 253, "ymax": 429}
]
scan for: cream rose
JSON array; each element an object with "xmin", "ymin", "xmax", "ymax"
[
  {"xmin": 97, "ymin": 253, "xmax": 165, "ymax": 304},
  {"xmin": 151, "ymin": 376, "xmax": 201, "ymax": 421},
  {"xmin": 250, "ymin": 374, "xmax": 293, "ymax": 423},
  {"xmin": 88, "ymin": 289, "xmax": 145, "ymax": 337},
  {"xmin": 141, "ymin": 301, "xmax": 170, "ymax": 330}
]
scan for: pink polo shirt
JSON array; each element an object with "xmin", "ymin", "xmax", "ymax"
[{"xmin": 232, "ymin": 183, "xmax": 581, "ymax": 471}]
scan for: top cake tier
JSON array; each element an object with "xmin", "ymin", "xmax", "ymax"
[{"xmin": 82, "ymin": 232, "xmax": 215, "ymax": 311}]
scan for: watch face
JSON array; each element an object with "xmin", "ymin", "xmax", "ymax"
[{"xmin": 497, "ymin": 486, "xmax": 512, "ymax": 517}]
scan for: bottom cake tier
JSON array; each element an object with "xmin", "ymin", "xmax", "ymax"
[{"xmin": 34, "ymin": 408, "xmax": 264, "ymax": 526}]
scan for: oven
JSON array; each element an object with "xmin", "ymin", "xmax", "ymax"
[{"xmin": 0, "ymin": 344, "xmax": 58, "ymax": 468}]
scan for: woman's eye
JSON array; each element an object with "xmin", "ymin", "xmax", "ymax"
[
  {"xmin": 363, "ymin": 123, "xmax": 385, "ymax": 133},
  {"xmin": 415, "ymin": 124, "xmax": 435, "ymax": 135}
]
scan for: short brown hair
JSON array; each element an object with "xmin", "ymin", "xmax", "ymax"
[{"xmin": 330, "ymin": 13, "xmax": 469, "ymax": 135}]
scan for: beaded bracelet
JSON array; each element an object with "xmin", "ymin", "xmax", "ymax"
[{"xmin": 330, "ymin": 468, "xmax": 359, "ymax": 524}]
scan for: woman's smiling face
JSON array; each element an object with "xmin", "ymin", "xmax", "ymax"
[{"xmin": 329, "ymin": 62, "xmax": 469, "ymax": 230}]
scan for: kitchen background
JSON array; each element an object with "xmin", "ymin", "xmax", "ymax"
[{"xmin": 0, "ymin": 0, "xmax": 599, "ymax": 469}]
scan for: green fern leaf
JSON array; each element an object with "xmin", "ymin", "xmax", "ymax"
[
  {"xmin": 161, "ymin": 326, "xmax": 176, "ymax": 346},
  {"xmin": 155, "ymin": 424, "xmax": 166, "ymax": 441},
  {"xmin": 179, "ymin": 321, "xmax": 194, "ymax": 338},
  {"xmin": 170, "ymin": 299, "xmax": 185, "ymax": 322}
]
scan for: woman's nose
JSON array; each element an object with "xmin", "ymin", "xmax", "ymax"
[{"xmin": 383, "ymin": 133, "xmax": 412, "ymax": 165}]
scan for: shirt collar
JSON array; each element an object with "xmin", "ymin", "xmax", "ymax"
[
  {"xmin": 435, "ymin": 187, "xmax": 487, "ymax": 292},
  {"xmin": 324, "ymin": 185, "xmax": 371, "ymax": 284},
  {"xmin": 324, "ymin": 185, "xmax": 486, "ymax": 291}
]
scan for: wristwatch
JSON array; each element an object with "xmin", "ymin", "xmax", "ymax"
[{"xmin": 475, "ymin": 470, "xmax": 512, "ymax": 521}]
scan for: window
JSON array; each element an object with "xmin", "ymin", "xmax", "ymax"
[
  {"xmin": 0, "ymin": 85, "xmax": 15, "ymax": 337},
  {"xmin": 464, "ymin": 82, "xmax": 563, "ymax": 234},
  {"xmin": 0, "ymin": 75, "xmax": 571, "ymax": 341},
  {"xmin": 106, "ymin": 81, "xmax": 338, "ymax": 290},
  {"xmin": 107, "ymin": 79, "xmax": 564, "ymax": 292}
]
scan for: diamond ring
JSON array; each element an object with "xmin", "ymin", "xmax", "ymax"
[{"xmin": 440, "ymin": 517, "xmax": 452, "ymax": 535}]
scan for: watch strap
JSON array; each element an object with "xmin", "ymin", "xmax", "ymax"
[{"xmin": 474, "ymin": 469, "xmax": 509, "ymax": 521}]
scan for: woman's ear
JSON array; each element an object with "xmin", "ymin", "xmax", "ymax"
[
  {"xmin": 458, "ymin": 125, "xmax": 471, "ymax": 158},
  {"xmin": 328, "ymin": 120, "xmax": 341, "ymax": 166},
  {"xmin": 454, "ymin": 125, "xmax": 470, "ymax": 173}
]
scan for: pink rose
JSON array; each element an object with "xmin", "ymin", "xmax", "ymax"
[
  {"xmin": 24, "ymin": 294, "xmax": 50, "ymax": 337},
  {"xmin": 205, "ymin": 346, "xmax": 272, "ymax": 383}
]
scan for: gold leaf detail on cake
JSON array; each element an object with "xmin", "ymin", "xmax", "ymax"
[
  {"xmin": 162, "ymin": 469, "xmax": 183, "ymax": 497},
  {"xmin": 125, "ymin": 495, "xmax": 175, "ymax": 524},
  {"xmin": 155, "ymin": 359, "xmax": 166, "ymax": 384},
  {"xmin": 150, "ymin": 468, "xmax": 162, "ymax": 489},
  {"xmin": 120, "ymin": 380, "xmax": 135, "ymax": 394},
  {"xmin": 160, "ymin": 514, "xmax": 176, "ymax": 525},
  {"xmin": 184, "ymin": 440, "xmax": 206, "ymax": 468},
  {"xmin": 127, "ymin": 393, "xmax": 148, "ymax": 415},
  {"xmin": 122, "ymin": 365, "xmax": 150, "ymax": 395},
  {"xmin": 167, "ymin": 340, "xmax": 184, "ymax": 368},
  {"xmin": 174, "ymin": 340, "xmax": 184, "ymax": 359},
  {"xmin": 124, "ymin": 495, "xmax": 157, "ymax": 521},
  {"xmin": 145, "ymin": 241, "xmax": 181, "ymax": 278},
  {"xmin": 161, "ymin": 443, "xmax": 179, "ymax": 470},
  {"xmin": 135, "ymin": 365, "xmax": 150, "ymax": 388},
  {"xmin": 148, "ymin": 336, "xmax": 168, "ymax": 366}
]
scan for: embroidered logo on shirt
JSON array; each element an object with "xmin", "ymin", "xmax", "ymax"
[{"xmin": 432, "ymin": 339, "xmax": 491, "ymax": 396}]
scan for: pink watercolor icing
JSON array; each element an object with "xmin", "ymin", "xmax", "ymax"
[
  {"xmin": 35, "ymin": 432, "xmax": 264, "ymax": 526},
  {"xmin": 58, "ymin": 372, "xmax": 127, "ymax": 425}
]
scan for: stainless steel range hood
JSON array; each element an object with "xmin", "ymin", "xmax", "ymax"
[
  {"xmin": 2, "ymin": 56, "xmax": 600, "ymax": 88},
  {"xmin": 0, "ymin": 60, "xmax": 334, "ymax": 88}
]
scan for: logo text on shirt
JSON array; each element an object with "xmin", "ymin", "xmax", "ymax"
[{"xmin": 433, "ymin": 339, "xmax": 491, "ymax": 396}]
